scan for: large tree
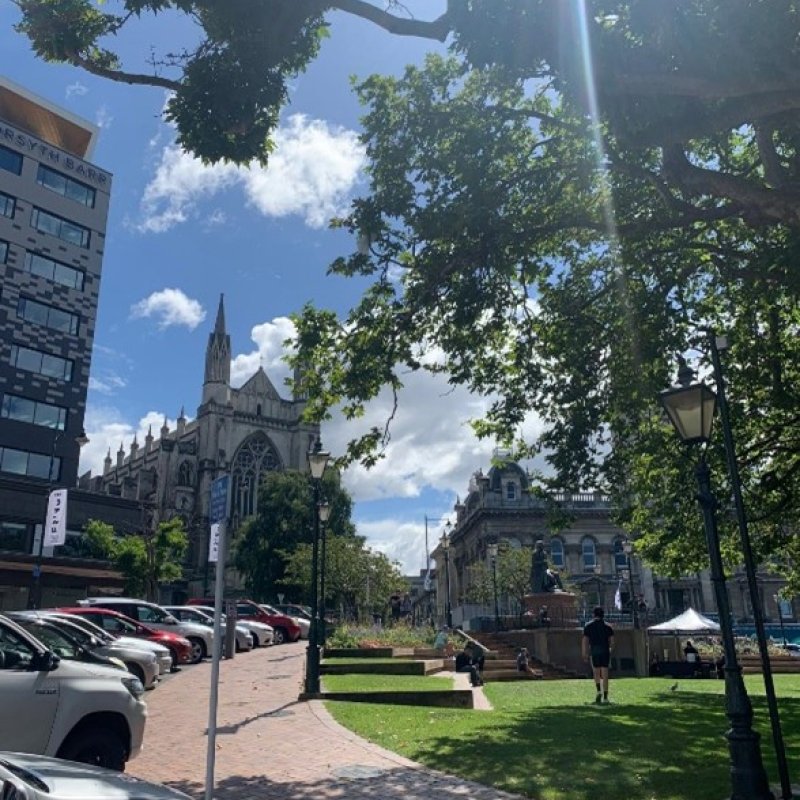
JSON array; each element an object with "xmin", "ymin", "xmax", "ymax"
[
  {"xmin": 232, "ymin": 469, "xmax": 356, "ymax": 601},
  {"xmin": 17, "ymin": 3, "xmax": 800, "ymax": 579},
  {"xmin": 85, "ymin": 517, "xmax": 188, "ymax": 601}
]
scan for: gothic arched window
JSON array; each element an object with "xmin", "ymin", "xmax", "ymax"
[
  {"xmin": 231, "ymin": 433, "xmax": 281, "ymax": 523},
  {"xmin": 177, "ymin": 461, "xmax": 194, "ymax": 487}
]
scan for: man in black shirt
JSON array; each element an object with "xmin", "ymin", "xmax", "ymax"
[{"xmin": 582, "ymin": 606, "xmax": 614, "ymax": 704}]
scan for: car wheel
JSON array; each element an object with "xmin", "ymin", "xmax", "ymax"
[
  {"xmin": 273, "ymin": 627, "xmax": 286, "ymax": 645},
  {"xmin": 125, "ymin": 662, "xmax": 146, "ymax": 685},
  {"xmin": 250, "ymin": 633, "xmax": 261, "ymax": 647},
  {"xmin": 188, "ymin": 637, "xmax": 206, "ymax": 664},
  {"xmin": 58, "ymin": 729, "xmax": 127, "ymax": 771}
]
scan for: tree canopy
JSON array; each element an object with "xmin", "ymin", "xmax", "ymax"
[
  {"xmin": 17, "ymin": 2, "xmax": 800, "ymax": 580},
  {"xmin": 232, "ymin": 468, "xmax": 356, "ymax": 601}
]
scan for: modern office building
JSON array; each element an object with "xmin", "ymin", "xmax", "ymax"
[{"xmin": 0, "ymin": 76, "xmax": 139, "ymax": 608}]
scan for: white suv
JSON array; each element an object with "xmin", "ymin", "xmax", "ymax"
[
  {"xmin": 81, "ymin": 598, "xmax": 214, "ymax": 665},
  {"xmin": 0, "ymin": 615, "xmax": 147, "ymax": 770}
]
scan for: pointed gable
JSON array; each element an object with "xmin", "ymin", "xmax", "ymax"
[{"xmin": 237, "ymin": 366, "xmax": 281, "ymax": 401}]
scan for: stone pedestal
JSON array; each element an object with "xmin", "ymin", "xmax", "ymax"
[{"xmin": 523, "ymin": 592, "xmax": 579, "ymax": 627}]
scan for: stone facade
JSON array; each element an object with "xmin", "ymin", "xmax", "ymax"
[
  {"xmin": 432, "ymin": 459, "xmax": 795, "ymax": 628},
  {"xmin": 80, "ymin": 296, "xmax": 319, "ymax": 597}
]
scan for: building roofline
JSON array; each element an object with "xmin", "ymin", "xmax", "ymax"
[{"xmin": 0, "ymin": 75, "xmax": 99, "ymax": 160}]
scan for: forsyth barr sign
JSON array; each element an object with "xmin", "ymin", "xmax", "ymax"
[{"xmin": 1, "ymin": 123, "xmax": 110, "ymax": 186}]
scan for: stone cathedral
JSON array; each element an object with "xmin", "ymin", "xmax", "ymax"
[{"xmin": 80, "ymin": 296, "xmax": 319, "ymax": 597}]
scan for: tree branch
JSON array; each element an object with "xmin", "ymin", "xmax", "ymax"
[
  {"xmin": 69, "ymin": 51, "xmax": 181, "ymax": 92},
  {"xmin": 333, "ymin": 0, "xmax": 451, "ymax": 41}
]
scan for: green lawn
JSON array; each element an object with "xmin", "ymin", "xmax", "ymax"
[
  {"xmin": 324, "ymin": 674, "xmax": 800, "ymax": 800},
  {"xmin": 323, "ymin": 673, "xmax": 454, "ymax": 692}
]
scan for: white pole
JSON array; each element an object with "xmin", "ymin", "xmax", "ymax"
[{"xmin": 204, "ymin": 519, "xmax": 226, "ymax": 800}]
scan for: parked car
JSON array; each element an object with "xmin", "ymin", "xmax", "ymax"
[
  {"xmin": 274, "ymin": 603, "xmax": 312, "ymax": 621},
  {"xmin": 0, "ymin": 614, "xmax": 147, "ymax": 771},
  {"xmin": 187, "ymin": 598, "xmax": 301, "ymax": 644},
  {"xmin": 7, "ymin": 612, "xmax": 160, "ymax": 690},
  {"xmin": 162, "ymin": 606, "xmax": 253, "ymax": 652},
  {"xmin": 186, "ymin": 605, "xmax": 274, "ymax": 647},
  {"xmin": 0, "ymin": 752, "xmax": 193, "ymax": 799},
  {"xmin": 260, "ymin": 604, "xmax": 310, "ymax": 639},
  {"xmin": 79, "ymin": 598, "xmax": 214, "ymax": 665},
  {"xmin": 48, "ymin": 612, "xmax": 173, "ymax": 676},
  {"xmin": 61, "ymin": 607, "xmax": 193, "ymax": 670}
]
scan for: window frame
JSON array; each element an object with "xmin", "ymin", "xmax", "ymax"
[
  {"xmin": 550, "ymin": 537, "xmax": 565, "ymax": 568},
  {"xmin": 25, "ymin": 251, "xmax": 85, "ymax": 291},
  {"xmin": 36, "ymin": 164, "xmax": 96, "ymax": 208},
  {"xmin": 9, "ymin": 344, "xmax": 73, "ymax": 381},
  {"xmin": 17, "ymin": 296, "xmax": 79, "ymax": 336},
  {"xmin": 0, "ymin": 191, "xmax": 16, "ymax": 219},
  {"xmin": 0, "ymin": 145, "xmax": 22, "ymax": 176},
  {"xmin": 31, "ymin": 207, "xmax": 91, "ymax": 249},
  {"xmin": 581, "ymin": 537, "xmax": 597, "ymax": 571}
]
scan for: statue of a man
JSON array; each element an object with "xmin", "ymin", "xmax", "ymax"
[{"xmin": 531, "ymin": 540, "xmax": 547, "ymax": 593}]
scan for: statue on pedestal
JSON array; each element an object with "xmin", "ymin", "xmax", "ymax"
[{"xmin": 531, "ymin": 540, "xmax": 547, "ymax": 593}]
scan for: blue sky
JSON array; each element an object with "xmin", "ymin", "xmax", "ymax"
[{"xmin": 2, "ymin": 2, "xmax": 539, "ymax": 573}]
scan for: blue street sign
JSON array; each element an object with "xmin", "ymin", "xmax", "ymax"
[{"xmin": 210, "ymin": 476, "xmax": 229, "ymax": 525}]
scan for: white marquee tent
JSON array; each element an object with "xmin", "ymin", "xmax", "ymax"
[{"xmin": 648, "ymin": 607, "xmax": 721, "ymax": 633}]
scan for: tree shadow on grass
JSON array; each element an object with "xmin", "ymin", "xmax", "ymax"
[{"xmin": 405, "ymin": 690, "xmax": 800, "ymax": 800}]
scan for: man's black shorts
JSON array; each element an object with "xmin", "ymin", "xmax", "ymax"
[{"xmin": 591, "ymin": 652, "xmax": 610, "ymax": 669}]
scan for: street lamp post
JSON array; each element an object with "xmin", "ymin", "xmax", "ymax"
[
  {"xmin": 318, "ymin": 501, "xmax": 331, "ymax": 647},
  {"xmin": 441, "ymin": 525, "xmax": 453, "ymax": 629},
  {"xmin": 488, "ymin": 542, "xmax": 500, "ymax": 631},
  {"xmin": 774, "ymin": 595, "xmax": 788, "ymax": 647},
  {"xmin": 623, "ymin": 541, "xmax": 638, "ymax": 629},
  {"xmin": 660, "ymin": 362, "xmax": 773, "ymax": 800},
  {"xmin": 708, "ymin": 333, "xmax": 792, "ymax": 800},
  {"xmin": 304, "ymin": 438, "xmax": 330, "ymax": 697}
]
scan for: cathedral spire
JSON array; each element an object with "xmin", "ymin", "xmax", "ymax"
[{"xmin": 203, "ymin": 293, "xmax": 231, "ymax": 405}]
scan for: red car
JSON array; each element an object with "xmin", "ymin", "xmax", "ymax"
[
  {"xmin": 57, "ymin": 606, "xmax": 193, "ymax": 669},
  {"xmin": 187, "ymin": 598, "xmax": 301, "ymax": 644}
]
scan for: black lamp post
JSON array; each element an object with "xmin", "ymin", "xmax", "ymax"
[
  {"xmin": 441, "ymin": 525, "xmax": 453, "ymax": 629},
  {"xmin": 660, "ymin": 361, "xmax": 774, "ymax": 800},
  {"xmin": 488, "ymin": 542, "xmax": 500, "ymax": 631},
  {"xmin": 318, "ymin": 501, "xmax": 331, "ymax": 647},
  {"xmin": 707, "ymin": 333, "xmax": 793, "ymax": 800},
  {"xmin": 623, "ymin": 541, "xmax": 638, "ymax": 629},
  {"xmin": 774, "ymin": 596, "xmax": 788, "ymax": 647},
  {"xmin": 304, "ymin": 438, "xmax": 330, "ymax": 697}
]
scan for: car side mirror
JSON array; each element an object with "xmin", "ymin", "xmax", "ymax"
[
  {"xmin": 164, "ymin": 615, "xmax": 178, "ymax": 624},
  {"xmin": 31, "ymin": 649, "xmax": 60, "ymax": 672}
]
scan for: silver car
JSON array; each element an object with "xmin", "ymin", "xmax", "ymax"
[
  {"xmin": 163, "ymin": 606, "xmax": 253, "ymax": 652},
  {"xmin": 80, "ymin": 598, "xmax": 214, "ymax": 664},
  {"xmin": 46, "ymin": 612, "xmax": 173, "ymax": 676},
  {"xmin": 8, "ymin": 612, "xmax": 160, "ymax": 691},
  {"xmin": 0, "ymin": 752, "xmax": 192, "ymax": 799},
  {"xmin": 192, "ymin": 605, "xmax": 274, "ymax": 647}
]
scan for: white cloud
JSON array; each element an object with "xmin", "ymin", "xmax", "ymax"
[
  {"xmin": 231, "ymin": 317, "xmax": 296, "ymax": 389},
  {"xmin": 66, "ymin": 82, "xmax": 88, "ymax": 99},
  {"xmin": 95, "ymin": 106, "xmax": 113, "ymax": 130},
  {"xmin": 130, "ymin": 288, "xmax": 207, "ymax": 330},
  {"xmin": 134, "ymin": 114, "xmax": 364, "ymax": 233},
  {"xmin": 88, "ymin": 374, "xmax": 127, "ymax": 395}
]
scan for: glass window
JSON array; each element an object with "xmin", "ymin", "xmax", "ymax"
[
  {"xmin": 17, "ymin": 297, "xmax": 79, "ymax": 335},
  {"xmin": 25, "ymin": 252, "xmax": 85, "ymax": 290},
  {"xmin": 27, "ymin": 452, "xmax": 57, "ymax": 480},
  {"xmin": 37, "ymin": 165, "xmax": 96, "ymax": 208},
  {"xmin": 506, "ymin": 482, "xmax": 517, "ymax": 500},
  {"xmin": 582, "ymin": 537, "xmax": 597, "ymax": 571},
  {"xmin": 31, "ymin": 208, "xmax": 90, "ymax": 248},
  {"xmin": 0, "ymin": 191, "xmax": 15, "ymax": 219},
  {"xmin": 0, "ymin": 521, "xmax": 27, "ymax": 552},
  {"xmin": 0, "ymin": 145, "xmax": 22, "ymax": 175},
  {"xmin": 614, "ymin": 538, "xmax": 628, "ymax": 570},
  {"xmin": 10, "ymin": 344, "xmax": 73, "ymax": 381},
  {"xmin": 550, "ymin": 538, "xmax": 565, "ymax": 568},
  {"xmin": 0, "ymin": 625, "xmax": 35, "ymax": 671},
  {"xmin": 1, "ymin": 394, "xmax": 66, "ymax": 431},
  {"xmin": 0, "ymin": 448, "xmax": 27, "ymax": 476},
  {"xmin": 0, "ymin": 240, "xmax": 7, "ymax": 263}
]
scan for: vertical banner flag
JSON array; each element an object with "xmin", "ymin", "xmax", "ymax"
[
  {"xmin": 44, "ymin": 489, "xmax": 68, "ymax": 547},
  {"xmin": 208, "ymin": 475, "xmax": 229, "ymax": 562},
  {"xmin": 614, "ymin": 579, "xmax": 623, "ymax": 611}
]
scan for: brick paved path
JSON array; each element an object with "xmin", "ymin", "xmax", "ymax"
[{"xmin": 129, "ymin": 641, "xmax": 528, "ymax": 800}]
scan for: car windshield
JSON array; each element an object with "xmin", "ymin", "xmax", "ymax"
[{"xmin": 19, "ymin": 623, "xmax": 80, "ymax": 660}]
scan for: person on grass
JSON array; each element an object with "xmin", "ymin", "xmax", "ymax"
[
  {"xmin": 455, "ymin": 644, "xmax": 484, "ymax": 687},
  {"xmin": 582, "ymin": 606, "xmax": 614, "ymax": 704}
]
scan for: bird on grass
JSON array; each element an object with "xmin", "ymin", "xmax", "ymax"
[{"xmin": 670, "ymin": 682, "xmax": 679, "ymax": 692}]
